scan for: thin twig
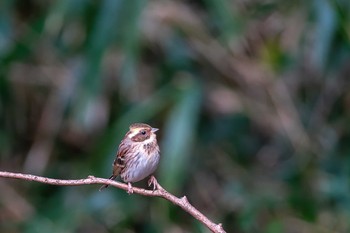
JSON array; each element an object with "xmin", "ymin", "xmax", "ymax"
[{"xmin": 0, "ymin": 171, "xmax": 226, "ymax": 233}]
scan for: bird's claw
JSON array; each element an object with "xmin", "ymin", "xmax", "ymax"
[
  {"xmin": 127, "ymin": 182, "xmax": 134, "ymax": 194},
  {"xmin": 148, "ymin": 176, "xmax": 158, "ymax": 191}
]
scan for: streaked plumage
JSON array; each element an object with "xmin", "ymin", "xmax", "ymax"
[{"xmin": 100, "ymin": 123, "xmax": 160, "ymax": 193}]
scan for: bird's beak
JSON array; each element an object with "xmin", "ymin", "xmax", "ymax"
[{"xmin": 151, "ymin": 128, "xmax": 159, "ymax": 133}]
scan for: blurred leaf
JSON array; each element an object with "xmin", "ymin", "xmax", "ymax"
[
  {"xmin": 265, "ymin": 220, "xmax": 283, "ymax": 233},
  {"xmin": 311, "ymin": 0, "xmax": 337, "ymax": 71},
  {"xmin": 119, "ymin": 0, "xmax": 146, "ymax": 92},
  {"xmin": 204, "ymin": 0, "xmax": 241, "ymax": 42},
  {"xmin": 159, "ymin": 76, "xmax": 202, "ymax": 193}
]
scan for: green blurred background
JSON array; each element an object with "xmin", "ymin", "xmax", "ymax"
[{"xmin": 1, "ymin": 0, "xmax": 350, "ymax": 232}]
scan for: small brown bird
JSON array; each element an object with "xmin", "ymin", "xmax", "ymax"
[{"xmin": 100, "ymin": 123, "xmax": 160, "ymax": 193}]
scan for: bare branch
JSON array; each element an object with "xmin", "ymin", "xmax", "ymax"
[{"xmin": 0, "ymin": 171, "xmax": 226, "ymax": 233}]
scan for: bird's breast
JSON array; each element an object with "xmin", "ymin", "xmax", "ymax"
[{"xmin": 120, "ymin": 145, "xmax": 160, "ymax": 183}]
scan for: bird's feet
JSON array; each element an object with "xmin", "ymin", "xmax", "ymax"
[
  {"xmin": 127, "ymin": 182, "xmax": 134, "ymax": 194},
  {"xmin": 148, "ymin": 176, "xmax": 158, "ymax": 191}
]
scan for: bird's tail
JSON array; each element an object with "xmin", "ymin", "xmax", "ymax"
[{"xmin": 99, "ymin": 175, "xmax": 117, "ymax": 191}]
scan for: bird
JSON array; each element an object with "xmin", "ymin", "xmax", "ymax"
[{"xmin": 100, "ymin": 123, "xmax": 160, "ymax": 194}]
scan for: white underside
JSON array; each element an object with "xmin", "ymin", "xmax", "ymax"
[{"xmin": 121, "ymin": 152, "xmax": 160, "ymax": 182}]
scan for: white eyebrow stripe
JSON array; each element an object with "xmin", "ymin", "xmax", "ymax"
[{"xmin": 127, "ymin": 129, "xmax": 138, "ymax": 138}]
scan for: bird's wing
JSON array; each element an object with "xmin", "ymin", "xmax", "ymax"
[{"xmin": 112, "ymin": 140, "xmax": 130, "ymax": 176}]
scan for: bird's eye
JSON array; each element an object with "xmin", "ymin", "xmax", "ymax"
[{"xmin": 141, "ymin": 130, "xmax": 146, "ymax": 135}]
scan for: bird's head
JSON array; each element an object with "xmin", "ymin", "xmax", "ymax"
[{"xmin": 127, "ymin": 123, "xmax": 158, "ymax": 143}]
